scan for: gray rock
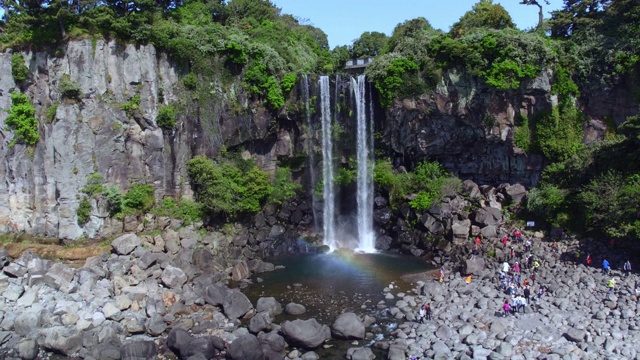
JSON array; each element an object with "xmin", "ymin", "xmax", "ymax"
[
  {"xmin": 256, "ymin": 297, "xmax": 283, "ymax": 317},
  {"xmin": 37, "ymin": 326, "xmax": 82, "ymax": 356},
  {"xmin": 228, "ymin": 333, "xmax": 264, "ymax": 360},
  {"xmin": 280, "ymin": 318, "xmax": 331, "ymax": 349},
  {"xmin": 563, "ymin": 328, "xmax": 586, "ymax": 343},
  {"xmin": 249, "ymin": 312, "xmax": 272, "ymax": 334},
  {"xmin": 231, "ymin": 260, "xmax": 250, "ymax": 281},
  {"xmin": 111, "ymin": 233, "xmax": 141, "ymax": 255},
  {"xmin": 121, "ymin": 340, "xmax": 157, "ymax": 360},
  {"xmin": 166, "ymin": 327, "xmax": 193, "ymax": 359},
  {"xmin": 332, "ymin": 312, "xmax": 365, "ymax": 339},
  {"xmin": 204, "ymin": 284, "xmax": 229, "ymax": 306},
  {"xmin": 223, "ymin": 291, "xmax": 254, "ymax": 319},
  {"xmin": 3, "ymin": 283, "xmax": 24, "ymax": 301},
  {"xmin": 14, "ymin": 308, "xmax": 42, "ymax": 335},
  {"xmin": 347, "ymin": 347, "xmax": 375, "ymax": 360},
  {"xmin": 145, "ymin": 313, "xmax": 167, "ymax": 336},
  {"xmin": 435, "ymin": 324, "xmax": 452, "ymax": 340},
  {"xmin": 473, "ymin": 207, "xmax": 502, "ymax": 226},
  {"xmin": 44, "ymin": 263, "xmax": 75, "ymax": 292},
  {"xmin": 17, "ymin": 338, "xmax": 39, "ymax": 360},
  {"xmin": 102, "ymin": 302, "xmax": 121, "ymax": 320},
  {"xmin": 161, "ymin": 265, "xmax": 187, "ymax": 289},
  {"xmin": 285, "ymin": 302, "xmax": 306, "ymax": 315},
  {"xmin": 465, "ymin": 258, "xmax": 485, "ymax": 275},
  {"xmin": 258, "ymin": 330, "xmax": 286, "ymax": 359}
]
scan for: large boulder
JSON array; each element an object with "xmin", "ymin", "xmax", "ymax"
[
  {"xmin": 204, "ymin": 284, "xmax": 229, "ymax": 306},
  {"xmin": 280, "ymin": 319, "xmax": 331, "ymax": 349},
  {"xmin": 347, "ymin": 347, "xmax": 375, "ymax": 360},
  {"xmin": 331, "ymin": 312, "xmax": 365, "ymax": 339},
  {"xmin": 228, "ymin": 334, "xmax": 264, "ymax": 360},
  {"xmin": 504, "ymin": 183, "xmax": 527, "ymax": 204},
  {"xmin": 231, "ymin": 260, "xmax": 250, "ymax": 281},
  {"xmin": 223, "ymin": 291, "xmax": 254, "ymax": 319},
  {"xmin": 451, "ymin": 219, "xmax": 471, "ymax": 244},
  {"xmin": 111, "ymin": 233, "xmax": 141, "ymax": 255},
  {"xmin": 121, "ymin": 340, "xmax": 158, "ymax": 360},
  {"xmin": 256, "ymin": 297, "xmax": 282, "ymax": 317},
  {"xmin": 166, "ymin": 327, "xmax": 193, "ymax": 359},
  {"xmin": 161, "ymin": 266, "xmax": 188, "ymax": 289},
  {"xmin": 258, "ymin": 331, "xmax": 286, "ymax": 360},
  {"xmin": 37, "ymin": 326, "xmax": 82, "ymax": 356},
  {"xmin": 465, "ymin": 258, "xmax": 486, "ymax": 276},
  {"xmin": 284, "ymin": 302, "xmax": 306, "ymax": 315},
  {"xmin": 473, "ymin": 207, "xmax": 502, "ymax": 227}
]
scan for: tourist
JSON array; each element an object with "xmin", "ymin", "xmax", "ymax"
[
  {"xmin": 527, "ymin": 254, "xmax": 533, "ymax": 269},
  {"xmin": 418, "ymin": 305, "xmax": 426, "ymax": 323},
  {"xmin": 502, "ymin": 261, "xmax": 510, "ymax": 274},
  {"xmin": 525, "ymin": 238, "xmax": 532, "ymax": 252},
  {"xmin": 530, "ymin": 273, "xmax": 536, "ymax": 285},
  {"xmin": 509, "ymin": 247, "xmax": 515, "ymax": 261},
  {"xmin": 551, "ymin": 241, "xmax": 558, "ymax": 253},
  {"xmin": 466, "ymin": 275, "xmax": 472, "ymax": 284},
  {"xmin": 439, "ymin": 266, "xmax": 445, "ymax": 283},
  {"xmin": 471, "ymin": 244, "xmax": 478, "ymax": 260},
  {"xmin": 517, "ymin": 295, "xmax": 527, "ymax": 313},
  {"xmin": 503, "ymin": 300, "xmax": 511, "ymax": 317},
  {"xmin": 502, "ymin": 235, "xmax": 508, "ymax": 249},
  {"xmin": 608, "ymin": 278, "xmax": 616, "ymax": 294},
  {"xmin": 524, "ymin": 285, "xmax": 531, "ymax": 304},
  {"xmin": 624, "ymin": 260, "xmax": 632, "ymax": 277},
  {"xmin": 513, "ymin": 261, "xmax": 521, "ymax": 274},
  {"xmin": 602, "ymin": 259, "xmax": 610, "ymax": 276},
  {"xmin": 425, "ymin": 303, "xmax": 431, "ymax": 321},
  {"xmin": 523, "ymin": 278, "xmax": 528, "ymax": 288},
  {"xmin": 513, "ymin": 229, "xmax": 523, "ymax": 242},
  {"xmin": 586, "ymin": 254, "xmax": 592, "ymax": 266},
  {"xmin": 532, "ymin": 260, "xmax": 540, "ymax": 273},
  {"xmin": 475, "ymin": 236, "xmax": 481, "ymax": 246}
]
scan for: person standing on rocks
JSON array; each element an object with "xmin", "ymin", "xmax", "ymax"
[
  {"xmin": 524, "ymin": 285, "xmax": 531, "ymax": 304},
  {"xmin": 502, "ymin": 235, "xmax": 508, "ymax": 250},
  {"xmin": 513, "ymin": 262, "xmax": 521, "ymax": 274},
  {"xmin": 586, "ymin": 254, "xmax": 592, "ymax": 266},
  {"xmin": 425, "ymin": 303, "xmax": 431, "ymax": 321},
  {"xmin": 525, "ymin": 238, "xmax": 532, "ymax": 252},
  {"xmin": 624, "ymin": 260, "xmax": 632, "ymax": 277},
  {"xmin": 439, "ymin": 266, "xmax": 445, "ymax": 283},
  {"xmin": 602, "ymin": 259, "xmax": 610, "ymax": 275},
  {"xmin": 503, "ymin": 261, "xmax": 510, "ymax": 274},
  {"xmin": 608, "ymin": 278, "xmax": 616, "ymax": 294},
  {"xmin": 503, "ymin": 299, "xmax": 511, "ymax": 317},
  {"xmin": 532, "ymin": 260, "xmax": 540, "ymax": 273},
  {"xmin": 418, "ymin": 304, "xmax": 426, "ymax": 323}
]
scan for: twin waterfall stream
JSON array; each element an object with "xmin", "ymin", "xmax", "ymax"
[{"xmin": 303, "ymin": 74, "xmax": 375, "ymax": 252}]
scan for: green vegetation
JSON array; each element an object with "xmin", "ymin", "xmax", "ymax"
[
  {"xmin": 11, "ymin": 54, "xmax": 29, "ymax": 83},
  {"xmin": 77, "ymin": 197, "xmax": 92, "ymax": 225},
  {"xmin": 374, "ymin": 158, "xmax": 460, "ymax": 211},
  {"xmin": 121, "ymin": 94, "xmax": 141, "ymax": 118},
  {"xmin": 81, "ymin": 173, "xmax": 105, "ymax": 198},
  {"xmin": 269, "ymin": 167, "xmax": 302, "ymax": 205},
  {"xmin": 59, "ymin": 74, "xmax": 82, "ymax": 100},
  {"xmin": 5, "ymin": 92, "xmax": 39, "ymax": 147},
  {"xmin": 151, "ymin": 198, "xmax": 203, "ymax": 224},
  {"xmin": 122, "ymin": 183, "xmax": 156, "ymax": 215},
  {"xmin": 156, "ymin": 105, "xmax": 176, "ymax": 130},
  {"xmin": 44, "ymin": 104, "xmax": 59, "ymax": 123},
  {"xmin": 104, "ymin": 185, "xmax": 123, "ymax": 216}
]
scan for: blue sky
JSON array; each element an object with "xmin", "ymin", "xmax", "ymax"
[{"xmin": 270, "ymin": 0, "xmax": 565, "ymax": 49}]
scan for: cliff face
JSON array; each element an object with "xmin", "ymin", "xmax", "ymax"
[
  {"xmin": 0, "ymin": 41, "xmax": 636, "ymax": 240},
  {"xmin": 0, "ymin": 40, "xmax": 291, "ymax": 239}
]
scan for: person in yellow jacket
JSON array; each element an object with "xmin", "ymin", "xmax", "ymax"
[{"xmin": 608, "ymin": 278, "xmax": 616, "ymax": 294}]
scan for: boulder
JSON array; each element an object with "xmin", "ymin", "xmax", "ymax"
[
  {"xmin": 256, "ymin": 297, "xmax": 283, "ymax": 317},
  {"xmin": 182, "ymin": 337, "xmax": 217, "ymax": 359},
  {"xmin": 375, "ymin": 235, "xmax": 393, "ymax": 251},
  {"xmin": 204, "ymin": 284, "xmax": 229, "ymax": 306},
  {"xmin": 258, "ymin": 331, "xmax": 286, "ymax": 360},
  {"xmin": 280, "ymin": 319, "xmax": 330, "ymax": 349},
  {"xmin": 249, "ymin": 312, "xmax": 272, "ymax": 334},
  {"xmin": 161, "ymin": 265, "xmax": 188, "ymax": 289},
  {"xmin": 451, "ymin": 219, "xmax": 471, "ymax": 243},
  {"xmin": 284, "ymin": 302, "xmax": 306, "ymax": 315},
  {"xmin": 121, "ymin": 340, "xmax": 158, "ymax": 360},
  {"xmin": 228, "ymin": 334, "xmax": 264, "ymax": 360},
  {"xmin": 564, "ymin": 328, "xmax": 586, "ymax": 343},
  {"xmin": 465, "ymin": 258, "xmax": 485, "ymax": 276},
  {"xmin": 473, "ymin": 207, "xmax": 502, "ymax": 227},
  {"xmin": 223, "ymin": 291, "xmax": 254, "ymax": 319},
  {"xmin": 331, "ymin": 312, "xmax": 365, "ymax": 339},
  {"xmin": 17, "ymin": 338, "xmax": 39, "ymax": 360},
  {"xmin": 111, "ymin": 233, "xmax": 141, "ymax": 255},
  {"xmin": 37, "ymin": 326, "xmax": 82, "ymax": 356},
  {"xmin": 43, "ymin": 263, "xmax": 75, "ymax": 292},
  {"xmin": 347, "ymin": 347, "xmax": 375, "ymax": 360},
  {"xmin": 231, "ymin": 260, "xmax": 250, "ymax": 281},
  {"xmin": 462, "ymin": 180, "xmax": 481, "ymax": 198},
  {"xmin": 504, "ymin": 183, "xmax": 527, "ymax": 204},
  {"xmin": 166, "ymin": 327, "xmax": 193, "ymax": 359}
]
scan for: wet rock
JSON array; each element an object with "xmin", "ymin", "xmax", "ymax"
[
  {"xmin": 285, "ymin": 302, "xmax": 306, "ymax": 315},
  {"xmin": 280, "ymin": 318, "xmax": 331, "ymax": 349},
  {"xmin": 375, "ymin": 235, "xmax": 393, "ymax": 251},
  {"xmin": 347, "ymin": 347, "xmax": 375, "ymax": 360},
  {"xmin": 332, "ymin": 312, "xmax": 365, "ymax": 340},
  {"xmin": 249, "ymin": 312, "xmax": 272, "ymax": 334},
  {"xmin": 256, "ymin": 297, "xmax": 283, "ymax": 317},
  {"xmin": 258, "ymin": 330, "xmax": 286, "ymax": 359}
]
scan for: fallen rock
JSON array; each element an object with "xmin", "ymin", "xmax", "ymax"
[
  {"xmin": 280, "ymin": 318, "xmax": 330, "ymax": 349},
  {"xmin": 111, "ymin": 233, "xmax": 141, "ymax": 255},
  {"xmin": 331, "ymin": 312, "xmax": 365, "ymax": 340}
]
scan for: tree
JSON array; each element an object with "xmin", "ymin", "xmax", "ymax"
[
  {"xmin": 549, "ymin": 0, "xmax": 610, "ymax": 37},
  {"xmin": 351, "ymin": 31, "xmax": 388, "ymax": 58},
  {"xmin": 384, "ymin": 17, "xmax": 437, "ymax": 54},
  {"xmin": 520, "ymin": 0, "xmax": 550, "ymax": 30},
  {"xmin": 450, "ymin": 0, "xmax": 515, "ymax": 37}
]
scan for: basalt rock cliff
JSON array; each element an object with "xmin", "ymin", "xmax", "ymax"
[{"xmin": 0, "ymin": 40, "xmax": 637, "ymax": 241}]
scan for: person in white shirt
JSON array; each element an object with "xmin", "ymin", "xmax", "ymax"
[{"xmin": 503, "ymin": 261, "xmax": 510, "ymax": 274}]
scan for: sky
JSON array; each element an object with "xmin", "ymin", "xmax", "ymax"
[{"xmin": 270, "ymin": 0, "xmax": 566, "ymax": 49}]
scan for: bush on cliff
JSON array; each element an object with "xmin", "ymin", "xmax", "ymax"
[
  {"xmin": 122, "ymin": 183, "xmax": 156, "ymax": 215},
  {"xmin": 11, "ymin": 54, "xmax": 29, "ymax": 83},
  {"xmin": 151, "ymin": 198, "xmax": 203, "ymax": 224},
  {"xmin": 6, "ymin": 92, "xmax": 39, "ymax": 147},
  {"xmin": 77, "ymin": 197, "xmax": 92, "ymax": 225},
  {"xmin": 269, "ymin": 167, "xmax": 301, "ymax": 205}
]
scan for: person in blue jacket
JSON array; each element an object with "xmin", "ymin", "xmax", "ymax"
[{"xmin": 602, "ymin": 259, "xmax": 610, "ymax": 275}]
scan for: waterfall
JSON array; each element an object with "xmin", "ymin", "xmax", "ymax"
[
  {"xmin": 302, "ymin": 75, "xmax": 319, "ymax": 233},
  {"xmin": 352, "ymin": 75, "xmax": 376, "ymax": 252},
  {"xmin": 319, "ymin": 76, "xmax": 336, "ymax": 250}
]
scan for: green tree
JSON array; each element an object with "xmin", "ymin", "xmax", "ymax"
[
  {"xmin": 351, "ymin": 31, "xmax": 388, "ymax": 58},
  {"xmin": 450, "ymin": 0, "xmax": 515, "ymax": 37},
  {"xmin": 520, "ymin": 0, "xmax": 550, "ymax": 30}
]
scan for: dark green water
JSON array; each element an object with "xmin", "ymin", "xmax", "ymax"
[{"xmin": 244, "ymin": 251, "xmax": 432, "ymax": 356}]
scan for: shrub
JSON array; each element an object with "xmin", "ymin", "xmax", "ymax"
[
  {"xmin": 156, "ymin": 105, "xmax": 176, "ymax": 130},
  {"xmin": 513, "ymin": 114, "xmax": 531, "ymax": 152},
  {"xmin": 105, "ymin": 185, "xmax": 123, "ymax": 216},
  {"xmin": 123, "ymin": 183, "xmax": 155, "ymax": 214},
  {"xmin": 269, "ymin": 167, "xmax": 301, "ymax": 204},
  {"xmin": 5, "ymin": 92, "xmax": 39, "ymax": 147},
  {"xmin": 280, "ymin": 73, "xmax": 297, "ymax": 93},
  {"xmin": 187, "ymin": 155, "xmax": 272, "ymax": 218},
  {"xmin": 334, "ymin": 167, "xmax": 357, "ymax": 186},
  {"xmin": 82, "ymin": 173, "xmax": 105, "ymax": 198},
  {"xmin": 183, "ymin": 73, "xmax": 198, "ymax": 90},
  {"xmin": 225, "ymin": 41, "xmax": 248, "ymax": 65},
  {"xmin": 121, "ymin": 94, "xmax": 141, "ymax": 118},
  {"xmin": 368, "ymin": 55, "xmax": 420, "ymax": 108},
  {"xmin": 77, "ymin": 197, "xmax": 92, "ymax": 225},
  {"xmin": 59, "ymin": 74, "xmax": 82, "ymax": 100},
  {"xmin": 527, "ymin": 183, "xmax": 568, "ymax": 226},
  {"xmin": 11, "ymin": 54, "xmax": 29, "ymax": 83},
  {"xmin": 45, "ymin": 104, "xmax": 59, "ymax": 123},
  {"xmin": 373, "ymin": 159, "xmax": 397, "ymax": 188},
  {"xmin": 151, "ymin": 198, "xmax": 203, "ymax": 224}
]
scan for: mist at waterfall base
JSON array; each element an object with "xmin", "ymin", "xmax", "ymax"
[{"xmin": 245, "ymin": 251, "xmax": 432, "ymax": 355}]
